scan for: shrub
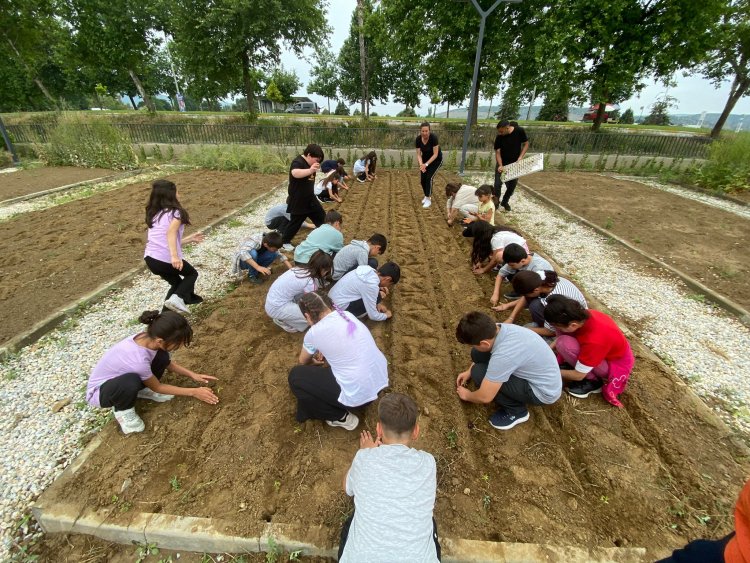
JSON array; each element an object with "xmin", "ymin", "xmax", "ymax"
[
  {"xmin": 694, "ymin": 133, "xmax": 750, "ymax": 193},
  {"xmin": 178, "ymin": 144, "xmax": 286, "ymax": 173},
  {"xmin": 35, "ymin": 115, "xmax": 137, "ymax": 169}
]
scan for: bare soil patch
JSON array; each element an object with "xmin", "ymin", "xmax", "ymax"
[
  {"xmin": 522, "ymin": 171, "xmax": 750, "ymax": 310},
  {"xmin": 0, "ymin": 166, "xmax": 114, "ymax": 201},
  {"xmin": 0, "ymin": 170, "xmax": 283, "ymax": 347},
  {"xmin": 41, "ymin": 171, "xmax": 749, "ymax": 560}
]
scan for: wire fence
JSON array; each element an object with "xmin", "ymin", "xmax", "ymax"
[{"xmin": 7, "ymin": 122, "xmax": 712, "ymax": 158}]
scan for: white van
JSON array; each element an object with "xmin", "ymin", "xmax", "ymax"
[{"xmin": 285, "ymin": 101, "xmax": 319, "ymax": 114}]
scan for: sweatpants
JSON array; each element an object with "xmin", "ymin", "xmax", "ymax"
[
  {"xmin": 420, "ymin": 155, "xmax": 443, "ymax": 198},
  {"xmin": 469, "ymin": 348, "xmax": 544, "ymax": 416},
  {"xmin": 268, "ymin": 301, "xmax": 309, "ymax": 332},
  {"xmin": 288, "ymin": 365, "xmax": 352, "ymax": 422},
  {"xmin": 144, "ymin": 256, "xmax": 202, "ymax": 304},
  {"xmin": 346, "ymin": 293, "xmax": 382, "ymax": 319},
  {"xmin": 266, "ymin": 216, "xmax": 290, "ymax": 233},
  {"xmin": 338, "ymin": 511, "xmax": 442, "ymax": 561},
  {"xmin": 99, "ymin": 350, "xmax": 170, "ymax": 411},
  {"xmin": 527, "ymin": 297, "xmax": 546, "ymax": 327},
  {"xmin": 282, "ymin": 206, "xmax": 326, "ymax": 245},
  {"xmin": 493, "ymin": 170, "xmax": 518, "ymax": 205},
  {"xmin": 656, "ymin": 533, "xmax": 732, "ymax": 562}
]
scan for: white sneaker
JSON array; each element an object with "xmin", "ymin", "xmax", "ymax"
[
  {"xmin": 326, "ymin": 412, "xmax": 359, "ymax": 431},
  {"xmin": 273, "ymin": 318, "xmax": 298, "ymax": 333},
  {"xmin": 422, "ymin": 198, "xmax": 432, "ymax": 208},
  {"xmin": 421, "ymin": 196, "xmax": 427, "ymax": 204},
  {"xmin": 114, "ymin": 408, "xmax": 145, "ymax": 434},
  {"xmin": 281, "ymin": 243, "xmax": 295, "ymax": 252},
  {"xmin": 164, "ymin": 294, "xmax": 189, "ymax": 314},
  {"xmin": 137, "ymin": 388, "xmax": 174, "ymax": 402}
]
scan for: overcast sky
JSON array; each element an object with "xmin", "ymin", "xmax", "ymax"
[{"xmin": 279, "ymin": 0, "xmax": 750, "ymax": 118}]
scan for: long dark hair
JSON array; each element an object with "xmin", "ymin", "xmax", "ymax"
[
  {"xmin": 470, "ymin": 222, "xmax": 521, "ymax": 264},
  {"xmin": 512, "ymin": 270, "xmax": 559, "ymax": 296},
  {"xmin": 361, "ymin": 151, "xmax": 377, "ymax": 174},
  {"xmin": 295, "ymin": 250, "xmax": 333, "ymax": 288},
  {"xmin": 543, "ymin": 295, "xmax": 589, "ymax": 326},
  {"xmin": 138, "ymin": 310, "xmax": 193, "ymax": 348},
  {"xmin": 146, "ymin": 179, "xmax": 190, "ymax": 228}
]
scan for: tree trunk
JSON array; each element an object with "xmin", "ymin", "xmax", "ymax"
[
  {"xmin": 241, "ymin": 50, "xmax": 257, "ymax": 118},
  {"xmin": 128, "ymin": 69, "xmax": 155, "ymax": 112},
  {"xmin": 128, "ymin": 95, "xmax": 138, "ymax": 110},
  {"xmin": 5, "ymin": 35, "xmax": 57, "ymax": 108},
  {"xmin": 327, "ymin": 97, "xmax": 331, "ymax": 114},
  {"xmin": 486, "ymin": 96, "xmax": 493, "ymax": 119},
  {"xmin": 711, "ymin": 76, "xmax": 749, "ymax": 138},
  {"xmin": 591, "ymin": 101, "xmax": 607, "ymax": 132},
  {"xmin": 356, "ymin": 0, "xmax": 368, "ymax": 118},
  {"xmin": 447, "ymin": 102, "xmax": 450, "ymax": 118}
]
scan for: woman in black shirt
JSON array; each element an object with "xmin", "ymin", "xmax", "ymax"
[{"xmin": 415, "ymin": 122, "xmax": 443, "ymax": 208}]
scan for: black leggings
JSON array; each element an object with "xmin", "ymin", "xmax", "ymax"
[
  {"xmin": 144, "ymin": 256, "xmax": 201, "ymax": 304},
  {"xmin": 99, "ymin": 350, "xmax": 170, "ymax": 411},
  {"xmin": 338, "ymin": 512, "xmax": 442, "ymax": 560},
  {"xmin": 420, "ymin": 155, "xmax": 443, "ymax": 198},
  {"xmin": 288, "ymin": 365, "xmax": 350, "ymax": 422},
  {"xmin": 493, "ymin": 169, "xmax": 518, "ymax": 204}
]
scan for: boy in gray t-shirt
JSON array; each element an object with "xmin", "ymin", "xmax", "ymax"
[
  {"xmin": 339, "ymin": 393, "xmax": 440, "ymax": 563},
  {"xmin": 455, "ymin": 311, "xmax": 562, "ymax": 431}
]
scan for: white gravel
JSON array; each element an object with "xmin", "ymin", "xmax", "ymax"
[
  {"xmin": 473, "ymin": 173, "xmax": 750, "ymax": 429},
  {"xmin": 610, "ymin": 174, "xmax": 750, "ymax": 220},
  {"xmin": 0, "ymin": 185, "xmax": 286, "ymax": 560}
]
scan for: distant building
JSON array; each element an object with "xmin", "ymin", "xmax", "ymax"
[{"xmin": 257, "ymin": 96, "xmax": 316, "ymax": 113}]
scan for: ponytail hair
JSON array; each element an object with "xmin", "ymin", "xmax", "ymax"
[
  {"xmin": 146, "ymin": 179, "xmax": 190, "ymax": 228},
  {"xmin": 470, "ymin": 223, "xmax": 523, "ymax": 264},
  {"xmin": 445, "ymin": 182, "xmax": 461, "ymax": 198},
  {"xmin": 298, "ymin": 291, "xmax": 357, "ymax": 335},
  {"xmin": 296, "ymin": 250, "xmax": 333, "ymax": 288},
  {"xmin": 512, "ymin": 270, "xmax": 559, "ymax": 296},
  {"xmin": 138, "ymin": 310, "xmax": 193, "ymax": 348},
  {"xmin": 543, "ymin": 295, "xmax": 589, "ymax": 326}
]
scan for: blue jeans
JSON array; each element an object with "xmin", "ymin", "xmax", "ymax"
[{"xmin": 239, "ymin": 249, "xmax": 279, "ymax": 278}]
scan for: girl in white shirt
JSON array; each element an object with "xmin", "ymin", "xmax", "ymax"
[{"xmin": 288, "ymin": 291, "xmax": 389, "ymax": 430}]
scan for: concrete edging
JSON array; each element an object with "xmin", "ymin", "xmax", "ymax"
[
  {"xmin": 519, "ymin": 181, "xmax": 750, "ymax": 328},
  {"xmin": 0, "ymin": 179, "xmax": 287, "ymax": 359}
]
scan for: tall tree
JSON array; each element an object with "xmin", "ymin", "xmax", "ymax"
[
  {"xmin": 307, "ymin": 48, "xmax": 339, "ymax": 113},
  {"xmin": 168, "ymin": 0, "xmax": 327, "ymax": 117},
  {"xmin": 269, "ymin": 67, "xmax": 302, "ymax": 105},
  {"xmin": 702, "ymin": 0, "xmax": 750, "ymax": 137}
]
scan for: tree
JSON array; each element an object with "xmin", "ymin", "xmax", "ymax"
[
  {"xmin": 266, "ymin": 81, "xmax": 283, "ymax": 105},
  {"xmin": 619, "ymin": 108, "xmax": 635, "ymax": 124},
  {"xmin": 536, "ymin": 85, "xmax": 571, "ymax": 122},
  {"xmin": 334, "ymin": 101, "xmax": 350, "ymax": 115},
  {"xmin": 397, "ymin": 106, "xmax": 417, "ymax": 117},
  {"xmin": 642, "ymin": 97, "xmax": 674, "ymax": 125},
  {"xmin": 168, "ymin": 0, "xmax": 327, "ymax": 118},
  {"xmin": 496, "ymin": 86, "xmax": 522, "ymax": 121},
  {"xmin": 702, "ymin": 0, "xmax": 750, "ymax": 137},
  {"xmin": 308, "ymin": 48, "xmax": 339, "ymax": 113},
  {"xmin": 270, "ymin": 67, "xmax": 301, "ymax": 105}
]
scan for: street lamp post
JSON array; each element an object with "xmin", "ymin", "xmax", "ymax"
[{"xmin": 459, "ymin": 0, "xmax": 522, "ymax": 175}]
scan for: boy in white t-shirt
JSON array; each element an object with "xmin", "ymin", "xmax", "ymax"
[{"xmin": 339, "ymin": 393, "xmax": 441, "ymax": 563}]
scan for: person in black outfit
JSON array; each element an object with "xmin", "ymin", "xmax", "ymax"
[
  {"xmin": 415, "ymin": 122, "xmax": 443, "ymax": 209},
  {"xmin": 282, "ymin": 143, "xmax": 326, "ymax": 251},
  {"xmin": 493, "ymin": 120, "xmax": 529, "ymax": 212}
]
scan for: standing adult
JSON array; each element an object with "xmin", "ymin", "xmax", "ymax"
[
  {"xmin": 282, "ymin": 143, "xmax": 325, "ymax": 252},
  {"xmin": 493, "ymin": 120, "xmax": 529, "ymax": 212},
  {"xmin": 415, "ymin": 122, "xmax": 443, "ymax": 209}
]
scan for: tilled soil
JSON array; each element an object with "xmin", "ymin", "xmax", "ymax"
[
  {"xmin": 42, "ymin": 171, "xmax": 749, "ymax": 560},
  {"xmin": 0, "ymin": 166, "xmax": 114, "ymax": 201},
  {"xmin": 521, "ymin": 171, "xmax": 750, "ymax": 310},
  {"xmin": 0, "ymin": 170, "xmax": 283, "ymax": 347}
]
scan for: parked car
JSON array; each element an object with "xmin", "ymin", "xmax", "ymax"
[
  {"xmin": 582, "ymin": 103, "xmax": 619, "ymax": 123},
  {"xmin": 285, "ymin": 102, "xmax": 319, "ymax": 114}
]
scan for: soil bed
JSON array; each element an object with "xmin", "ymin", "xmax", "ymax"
[
  {"xmin": 0, "ymin": 166, "xmax": 114, "ymax": 201},
  {"xmin": 43, "ymin": 171, "xmax": 749, "ymax": 560},
  {"xmin": 0, "ymin": 170, "xmax": 283, "ymax": 347},
  {"xmin": 522, "ymin": 171, "xmax": 750, "ymax": 310}
]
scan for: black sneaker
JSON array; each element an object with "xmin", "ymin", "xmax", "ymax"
[
  {"xmin": 503, "ymin": 291, "xmax": 520, "ymax": 300},
  {"xmin": 489, "ymin": 409, "xmax": 530, "ymax": 430},
  {"xmin": 567, "ymin": 378, "xmax": 603, "ymax": 399},
  {"xmin": 501, "ymin": 201, "xmax": 511, "ymax": 212}
]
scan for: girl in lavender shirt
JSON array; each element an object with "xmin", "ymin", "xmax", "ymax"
[
  {"xmin": 86, "ymin": 310, "xmax": 218, "ymax": 435},
  {"xmin": 144, "ymin": 179, "xmax": 204, "ymax": 314}
]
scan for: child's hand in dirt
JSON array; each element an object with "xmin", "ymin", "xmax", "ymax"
[
  {"xmin": 360, "ymin": 430, "xmax": 381, "ymax": 449},
  {"xmin": 490, "ymin": 295, "xmax": 502, "ymax": 307},
  {"xmin": 190, "ymin": 373, "xmax": 217, "ymax": 384},
  {"xmin": 456, "ymin": 386, "xmax": 472, "ymax": 401},
  {"xmin": 456, "ymin": 369, "xmax": 471, "ymax": 388},
  {"xmin": 193, "ymin": 387, "xmax": 219, "ymax": 405},
  {"xmin": 257, "ymin": 266, "xmax": 272, "ymax": 276}
]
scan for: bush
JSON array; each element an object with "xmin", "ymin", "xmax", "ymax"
[
  {"xmin": 35, "ymin": 114, "xmax": 137, "ymax": 169},
  {"xmin": 178, "ymin": 144, "xmax": 287, "ymax": 173},
  {"xmin": 694, "ymin": 133, "xmax": 750, "ymax": 193}
]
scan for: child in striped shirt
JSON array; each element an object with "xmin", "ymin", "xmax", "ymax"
[{"xmin": 490, "ymin": 243, "xmax": 552, "ymax": 306}]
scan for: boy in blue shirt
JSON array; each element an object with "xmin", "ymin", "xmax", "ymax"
[{"xmin": 293, "ymin": 210, "xmax": 344, "ymax": 265}]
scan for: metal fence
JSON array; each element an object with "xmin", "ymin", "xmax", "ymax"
[{"xmin": 7, "ymin": 122, "xmax": 712, "ymax": 159}]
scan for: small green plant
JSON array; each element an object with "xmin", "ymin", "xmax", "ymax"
[
  {"xmin": 604, "ymin": 217, "xmax": 614, "ymax": 229},
  {"xmin": 633, "ymin": 237, "xmax": 642, "ymax": 244},
  {"xmin": 482, "ymin": 494, "xmax": 492, "ymax": 510},
  {"xmin": 399, "ymin": 150, "xmax": 405, "ymax": 168},
  {"xmin": 166, "ymin": 145, "xmax": 175, "ymax": 161},
  {"xmin": 446, "ymin": 428, "xmax": 458, "ymax": 449},
  {"xmin": 169, "ymin": 475, "xmax": 181, "ymax": 492},
  {"xmin": 389, "ymin": 155, "xmax": 396, "ymax": 168},
  {"xmin": 266, "ymin": 536, "xmax": 282, "ymax": 563},
  {"xmin": 687, "ymin": 294, "xmax": 706, "ymax": 303},
  {"xmin": 226, "ymin": 218, "xmax": 243, "ymax": 228},
  {"xmin": 139, "ymin": 145, "xmax": 148, "ymax": 162},
  {"xmin": 151, "ymin": 145, "xmax": 164, "ymax": 160},
  {"xmin": 135, "ymin": 541, "xmax": 160, "ymax": 563},
  {"xmin": 3, "ymin": 368, "xmax": 20, "ymax": 381},
  {"xmin": 289, "ymin": 550, "xmax": 303, "ymax": 561},
  {"xmin": 600, "ymin": 495, "xmax": 610, "ymax": 505},
  {"xmin": 274, "ymin": 480, "xmax": 281, "ymax": 492}
]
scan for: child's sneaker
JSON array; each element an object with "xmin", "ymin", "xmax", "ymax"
[
  {"xmin": 137, "ymin": 388, "xmax": 174, "ymax": 402},
  {"xmin": 272, "ymin": 318, "xmax": 298, "ymax": 333},
  {"xmin": 489, "ymin": 409, "xmax": 529, "ymax": 430},
  {"xmin": 281, "ymin": 243, "xmax": 295, "ymax": 252},
  {"xmin": 114, "ymin": 408, "xmax": 145, "ymax": 434},
  {"xmin": 248, "ymin": 275, "xmax": 264, "ymax": 285},
  {"xmin": 164, "ymin": 294, "xmax": 189, "ymax": 314},
  {"xmin": 326, "ymin": 412, "xmax": 359, "ymax": 431},
  {"xmin": 567, "ymin": 378, "xmax": 603, "ymax": 399}
]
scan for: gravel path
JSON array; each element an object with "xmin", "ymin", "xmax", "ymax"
[
  {"xmin": 610, "ymin": 174, "xmax": 750, "ymax": 220},
  {"xmin": 0, "ymin": 187, "xmax": 286, "ymax": 559}
]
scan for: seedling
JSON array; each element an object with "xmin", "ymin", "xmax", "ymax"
[
  {"xmin": 274, "ymin": 480, "xmax": 281, "ymax": 492},
  {"xmin": 169, "ymin": 475, "xmax": 181, "ymax": 492},
  {"xmin": 600, "ymin": 495, "xmax": 610, "ymax": 505},
  {"xmin": 482, "ymin": 494, "xmax": 492, "ymax": 510},
  {"xmin": 604, "ymin": 217, "xmax": 614, "ymax": 229},
  {"xmin": 135, "ymin": 541, "xmax": 160, "ymax": 563},
  {"xmin": 266, "ymin": 536, "xmax": 281, "ymax": 563},
  {"xmin": 446, "ymin": 429, "xmax": 458, "ymax": 449},
  {"xmin": 289, "ymin": 550, "xmax": 302, "ymax": 561},
  {"xmin": 687, "ymin": 294, "xmax": 706, "ymax": 303}
]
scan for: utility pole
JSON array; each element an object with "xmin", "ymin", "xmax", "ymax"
[
  {"xmin": 459, "ymin": 0, "xmax": 522, "ymax": 175},
  {"xmin": 0, "ymin": 116, "xmax": 20, "ymax": 167}
]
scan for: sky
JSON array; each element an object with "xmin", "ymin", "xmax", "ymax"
[{"xmin": 280, "ymin": 0, "xmax": 750, "ymax": 118}]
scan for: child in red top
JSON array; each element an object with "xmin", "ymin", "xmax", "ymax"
[{"xmin": 543, "ymin": 295, "xmax": 634, "ymax": 408}]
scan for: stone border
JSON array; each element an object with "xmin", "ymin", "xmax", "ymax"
[
  {"xmin": 0, "ymin": 179, "xmax": 287, "ymax": 359},
  {"xmin": 519, "ymin": 181, "xmax": 750, "ymax": 328}
]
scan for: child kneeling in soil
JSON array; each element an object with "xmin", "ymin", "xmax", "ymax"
[
  {"xmin": 288, "ymin": 292, "xmax": 388, "ymax": 430},
  {"xmin": 455, "ymin": 311, "xmax": 561, "ymax": 430},
  {"xmin": 489, "ymin": 243, "xmax": 553, "ymax": 305},
  {"xmin": 339, "ymin": 393, "xmax": 441, "ymax": 562},
  {"xmin": 329, "ymin": 262, "xmax": 400, "ymax": 321},
  {"xmin": 445, "ymin": 182, "xmax": 479, "ymax": 226},
  {"xmin": 543, "ymin": 295, "xmax": 635, "ymax": 408},
  {"xmin": 231, "ymin": 231, "xmax": 292, "ymax": 284},
  {"xmin": 86, "ymin": 310, "xmax": 218, "ymax": 435},
  {"xmin": 332, "ymin": 234, "xmax": 387, "ymax": 281},
  {"xmin": 315, "ymin": 172, "xmax": 344, "ymax": 203},
  {"xmin": 293, "ymin": 210, "xmax": 344, "ymax": 265}
]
